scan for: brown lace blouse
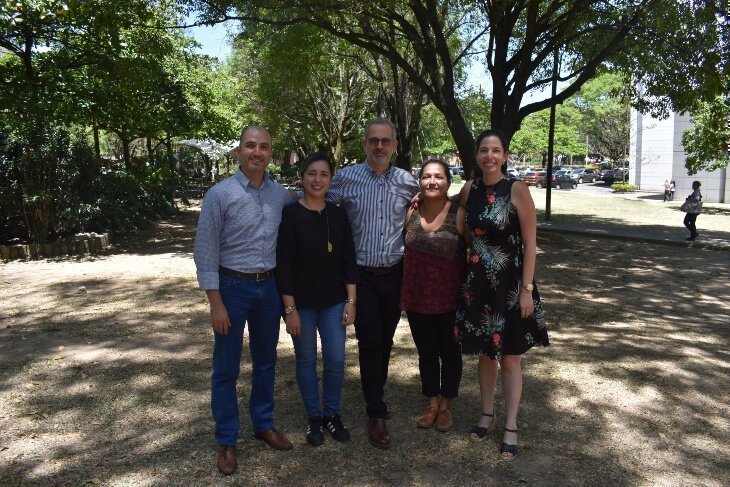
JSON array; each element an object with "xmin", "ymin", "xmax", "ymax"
[{"xmin": 400, "ymin": 202, "xmax": 465, "ymax": 314}]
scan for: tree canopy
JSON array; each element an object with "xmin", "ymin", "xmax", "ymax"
[
  {"xmin": 682, "ymin": 94, "xmax": 730, "ymax": 175},
  {"xmin": 190, "ymin": 0, "xmax": 725, "ymax": 177}
]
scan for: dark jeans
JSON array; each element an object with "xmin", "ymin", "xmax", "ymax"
[
  {"xmin": 407, "ymin": 311, "xmax": 462, "ymax": 399},
  {"xmin": 355, "ymin": 264, "xmax": 403, "ymax": 418},
  {"xmin": 213, "ymin": 274, "xmax": 282, "ymax": 445},
  {"xmin": 684, "ymin": 213, "xmax": 699, "ymax": 238}
]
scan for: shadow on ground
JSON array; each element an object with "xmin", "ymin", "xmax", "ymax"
[{"xmin": 1, "ymin": 210, "xmax": 728, "ymax": 486}]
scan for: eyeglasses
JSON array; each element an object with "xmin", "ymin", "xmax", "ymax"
[{"xmin": 366, "ymin": 137, "xmax": 393, "ymax": 147}]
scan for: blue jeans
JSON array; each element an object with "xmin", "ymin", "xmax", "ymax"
[
  {"xmin": 212, "ymin": 275, "xmax": 282, "ymax": 445},
  {"xmin": 292, "ymin": 303, "xmax": 346, "ymax": 417}
]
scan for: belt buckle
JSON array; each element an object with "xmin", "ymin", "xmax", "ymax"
[{"xmin": 255, "ymin": 271, "xmax": 267, "ymax": 281}]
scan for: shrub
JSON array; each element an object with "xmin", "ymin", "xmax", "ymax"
[
  {"xmin": 611, "ymin": 182, "xmax": 637, "ymax": 192},
  {"xmin": 0, "ymin": 121, "xmax": 182, "ymax": 243},
  {"xmin": 452, "ymin": 174, "xmax": 463, "ymax": 184}
]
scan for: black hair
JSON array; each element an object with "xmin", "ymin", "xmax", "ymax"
[
  {"xmin": 475, "ymin": 129, "xmax": 509, "ymax": 175},
  {"xmin": 300, "ymin": 151, "xmax": 334, "ymax": 176},
  {"xmin": 419, "ymin": 158, "xmax": 452, "ymax": 188}
]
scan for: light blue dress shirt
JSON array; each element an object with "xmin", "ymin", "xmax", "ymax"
[{"xmin": 194, "ymin": 169, "xmax": 293, "ymax": 290}]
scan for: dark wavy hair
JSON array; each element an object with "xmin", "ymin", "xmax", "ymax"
[
  {"xmin": 419, "ymin": 158, "xmax": 452, "ymax": 188},
  {"xmin": 475, "ymin": 129, "xmax": 509, "ymax": 175},
  {"xmin": 300, "ymin": 151, "xmax": 334, "ymax": 176}
]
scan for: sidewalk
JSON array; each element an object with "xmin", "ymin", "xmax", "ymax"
[{"xmin": 537, "ymin": 221, "xmax": 730, "ymax": 251}]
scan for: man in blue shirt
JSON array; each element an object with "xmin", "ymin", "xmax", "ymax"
[
  {"xmin": 328, "ymin": 118, "xmax": 419, "ymax": 448},
  {"xmin": 194, "ymin": 126, "xmax": 295, "ymax": 475}
]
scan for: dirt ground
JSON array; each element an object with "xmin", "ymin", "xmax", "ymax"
[{"xmin": 1, "ymin": 202, "xmax": 729, "ymax": 486}]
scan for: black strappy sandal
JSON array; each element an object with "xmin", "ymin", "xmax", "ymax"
[
  {"xmin": 500, "ymin": 427, "xmax": 518, "ymax": 460},
  {"xmin": 469, "ymin": 412, "xmax": 493, "ymax": 441}
]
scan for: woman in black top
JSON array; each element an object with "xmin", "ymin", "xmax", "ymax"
[{"xmin": 276, "ymin": 152, "xmax": 359, "ymax": 446}]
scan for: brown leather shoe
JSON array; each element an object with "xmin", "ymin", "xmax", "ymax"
[
  {"xmin": 417, "ymin": 405, "xmax": 439, "ymax": 429},
  {"xmin": 216, "ymin": 445, "xmax": 237, "ymax": 475},
  {"xmin": 367, "ymin": 417, "xmax": 391, "ymax": 449},
  {"xmin": 436, "ymin": 409, "xmax": 454, "ymax": 432},
  {"xmin": 254, "ymin": 428, "xmax": 293, "ymax": 451}
]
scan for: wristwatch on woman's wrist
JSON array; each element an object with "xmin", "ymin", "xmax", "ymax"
[
  {"xmin": 521, "ymin": 282, "xmax": 534, "ymax": 292},
  {"xmin": 284, "ymin": 305, "xmax": 296, "ymax": 316}
]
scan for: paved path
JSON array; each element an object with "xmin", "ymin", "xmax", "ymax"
[
  {"xmin": 537, "ymin": 189, "xmax": 730, "ymax": 251},
  {"xmin": 537, "ymin": 221, "xmax": 730, "ymax": 251}
]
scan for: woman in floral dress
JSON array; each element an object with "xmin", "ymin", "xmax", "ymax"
[{"xmin": 456, "ymin": 129, "xmax": 549, "ymax": 460}]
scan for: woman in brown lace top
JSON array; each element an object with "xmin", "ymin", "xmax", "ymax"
[{"xmin": 401, "ymin": 159, "xmax": 466, "ymax": 433}]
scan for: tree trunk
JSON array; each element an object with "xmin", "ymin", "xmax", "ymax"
[
  {"xmin": 203, "ymin": 155, "xmax": 211, "ymax": 184},
  {"xmin": 91, "ymin": 106, "xmax": 101, "ymax": 162},
  {"xmin": 437, "ymin": 95, "xmax": 476, "ymax": 178},
  {"xmin": 332, "ymin": 136, "xmax": 344, "ymax": 168},
  {"xmin": 122, "ymin": 138, "xmax": 131, "ymax": 169},
  {"xmin": 146, "ymin": 136, "xmax": 153, "ymax": 160},
  {"xmin": 165, "ymin": 135, "xmax": 174, "ymax": 169}
]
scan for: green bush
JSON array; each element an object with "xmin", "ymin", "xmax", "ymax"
[
  {"xmin": 452, "ymin": 174, "xmax": 463, "ymax": 184},
  {"xmin": 611, "ymin": 182, "xmax": 637, "ymax": 192},
  {"xmin": 1, "ymin": 122, "xmax": 182, "ymax": 244}
]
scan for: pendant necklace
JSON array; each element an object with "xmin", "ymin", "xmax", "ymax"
[{"xmin": 325, "ymin": 208, "xmax": 333, "ymax": 252}]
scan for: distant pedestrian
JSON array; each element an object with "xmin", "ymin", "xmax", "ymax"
[
  {"xmin": 669, "ymin": 180, "xmax": 675, "ymax": 201},
  {"xmin": 681, "ymin": 181, "xmax": 703, "ymax": 241},
  {"xmin": 663, "ymin": 180, "xmax": 671, "ymax": 202}
]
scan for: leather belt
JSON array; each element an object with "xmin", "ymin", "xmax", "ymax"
[
  {"xmin": 358, "ymin": 262, "xmax": 401, "ymax": 276},
  {"xmin": 219, "ymin": 266, "xmax": 274, "ymax": 281}
]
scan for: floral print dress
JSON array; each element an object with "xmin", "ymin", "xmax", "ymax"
[{"xmin": 456, "ymin": 178, "xmax": 549, "ymax": 359}]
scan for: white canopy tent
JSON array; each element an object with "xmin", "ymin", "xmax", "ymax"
[{"xmin": 173, "ymin": 139, "xmax": 237, "ymax": 160}]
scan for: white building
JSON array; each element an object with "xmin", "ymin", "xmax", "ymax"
[{"xmin": 629, "ymin": 110, "xmax": 728, "ymax": 203}]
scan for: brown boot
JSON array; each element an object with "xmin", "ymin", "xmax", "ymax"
[
  {"xmin": 436, "ymin": 409, "xmax": 454, "ymax": 432},
  {"xmin": 436, "ymin": 398, "xmax": 454, "ymax": 432},
  {"xmin": 216, "ymin": 445, "xmax": 237, "ymax": 475},
  {"xmin": 416, "ymin": 405, "xmax": 439, "ymax": 429}
]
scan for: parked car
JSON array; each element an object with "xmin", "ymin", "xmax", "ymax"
[
  {"xmin": 533, "ymin": 171, "xmax": 547, "ymax": 188},
  {"xmin": 552, "ymin": 173, "xmax": 577, "ymax": 189},
  {"xmin": 522, "ymin": 171, "xmax": 538, "ymax": 185},
  {"xmin": 566, "ymin": 168, "xmax": 583, "ymax": 183},
  {"xmin": 602, "ymin": 168, "xmax": 628, "ymax": 184},
  {"xmin": 532, "ymin": 171, "xmax": 575, "ymax": 189},
  {"xmin": 582, "ymin": 168, "xmax": 601, "ymax": 182},
  {"xmin": 451, "ymin": 167, "xmax": 464, "ymax": 177},
  {"xmin": 566, "ymin": 168, "xmax": 601, "ymax": 183}
]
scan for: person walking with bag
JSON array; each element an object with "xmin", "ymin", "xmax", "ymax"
[{"xmin": 681, "ymin": 180, "xmax": 703, "ymax": 241}]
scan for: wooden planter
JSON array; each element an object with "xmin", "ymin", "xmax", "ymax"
[{"xmin": 0, "ymin": 233, "xmax": 111, "ymax": 260}]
